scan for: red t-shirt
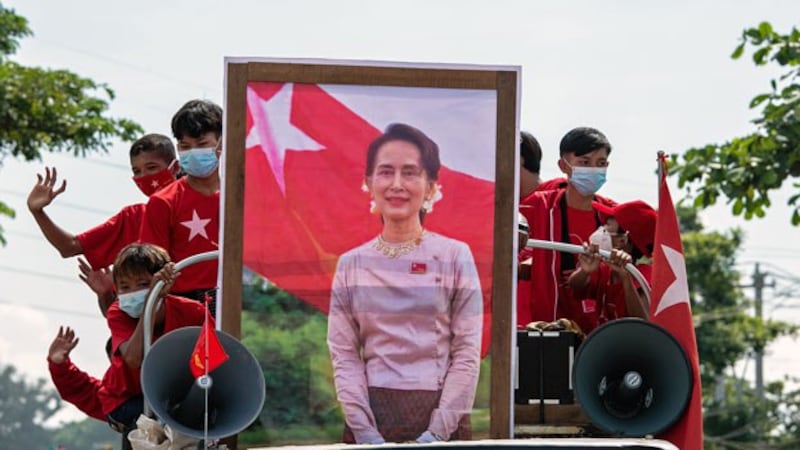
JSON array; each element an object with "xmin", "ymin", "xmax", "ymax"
[
  {"xmin": 97, "ymin": 294, "xmax": 209, "ymax": 415},
  {"xmin": 572, "ymin": 262, "xmax": 653, "ymax": 334},
  {"xmin": 139, "ymin": 178, "xmax": 219, "ymax": 293},
  {"xmin": 75, "ymin": 204, "xmax": 146, "ymax": 269},
  {"xmin": 49, "ymin": 358, "xmax": 105, "ymax": 421}
]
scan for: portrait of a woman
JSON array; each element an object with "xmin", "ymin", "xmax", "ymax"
[{"xmin": 326, "ymin": 123, "xmax": 483, "ymax": 444}]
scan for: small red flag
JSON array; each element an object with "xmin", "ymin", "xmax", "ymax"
[{"xmin": 189, "ymin": 317, "xmax": 229, "ymax": 379}]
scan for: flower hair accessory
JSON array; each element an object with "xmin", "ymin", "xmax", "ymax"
[{"xmin": 422, "ymin": 183, "xmax": 443, "ymax": 213}]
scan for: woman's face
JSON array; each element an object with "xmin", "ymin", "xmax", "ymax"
[{"xmin": 366, "ymin": 140, "xmax": 434, "ymax": 224}]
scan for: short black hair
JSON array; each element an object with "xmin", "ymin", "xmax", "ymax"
[
  {"xmin": 171, "ymin": 99, "xmax": 223, "ymax": 140},
  {"xmin": 365, "ymin": 123, "xmax": 441, "ymax": 181},
  {"xmin": 559, "ymin": 127, "xmax": 612, "ymax": 157},
  {"xmin": 520, "ymin": 131, "xmax": 542, "ymax": 174},
  {"xmin": 129, "ymin": 133, "xmax": 176, "ymax": 164}
]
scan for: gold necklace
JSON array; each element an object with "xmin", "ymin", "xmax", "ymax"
[{"xmin": 374, "ymin": 230, "xmax": 426, "ymax": 258}]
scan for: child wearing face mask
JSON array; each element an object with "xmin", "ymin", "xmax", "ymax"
[
  {"xmin": 139, "ymin": 99, "xmax": 223, "ymax": 310},
  {"xmin": 565, "ymin": 200, "xmax": 655, "ymax": 333},
  {"xmin": 27, "ymin": 134, "xmax": 179, "ymax": 316},
  {"xmin": 517, "ymin": 127, "xmax": 618, "ymax": 331},
  {"xmin": 97, "ymin": 243, "xmax": 209, "ymax": 450}
]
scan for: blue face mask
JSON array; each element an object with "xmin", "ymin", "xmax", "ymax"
[
  {"xmin": 118, "ymin": 289, "xmax": 149, "ymax": 318},
  {"xmin": 568, "ymin": 164, "xmax": 607, "ymax": 196},
  {"xmin": 179, "ymin": 147, "xmax": 219, "ymax": 178}
]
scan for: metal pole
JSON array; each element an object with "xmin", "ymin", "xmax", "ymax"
[
  {"xmin": 526, "ymin": 239, "xmax": 651, "ymax": 312},
  {"xmin": 141, "ymin": 250, "xmax": 219, "ymax": 417}
]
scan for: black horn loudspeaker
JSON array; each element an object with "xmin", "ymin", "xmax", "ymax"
[
  {"xmin": 572, "ymin": 318, "xmax": 692, "ymax": 437},
  {"xmin": 141, "ymin": 326, "xmax": 265, "ymax": 440}
]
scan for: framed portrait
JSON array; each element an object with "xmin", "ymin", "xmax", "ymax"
[{"xmin": 220, "ymin": 58, "xmax": 519, "ymax": 446}]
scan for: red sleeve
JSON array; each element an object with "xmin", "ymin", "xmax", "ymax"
[
  {"xmin": 139, "ymin": 195, "xmax": 172, "ymax": 251},
  {"xmin": 76, "ymin": 204, "xmax": 146, "ymax": 269},
  {"xmin": 164, "ymin": 295, "xmax": 212, "ymax": 331},
  {"xmin": 49, "ymin": 358, "xmax": 105, "ymax": 421},
  {"xmin": 106, "ymin": 304, "xmax": 137, "ymax": 355}
]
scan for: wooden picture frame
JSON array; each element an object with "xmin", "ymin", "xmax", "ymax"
[{"xmin": 220, "ymin": 58, "xmax": 519, "ymax": 441}]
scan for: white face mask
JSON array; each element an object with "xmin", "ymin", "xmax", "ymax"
[
  {"xmin": 118, "ymin": 288, "xmax": 149, "ymax": 318},
  {"xmin": 589, "ymin": 226, "xmax": 613, "ymax": 252}
]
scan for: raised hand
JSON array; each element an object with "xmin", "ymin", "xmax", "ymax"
[
  {"xmin": 48, "ymin": 326, "xmax": 79, "ymax": 365},
  {"xmin": 78, "ymin": 258, "xmax": 114, "ymax": 296},
  {"xmin": 27, "ymin": 167, "xmax": 67, "ymax": 212}
]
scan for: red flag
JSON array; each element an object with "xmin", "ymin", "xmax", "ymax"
[
  {"xmin": 650, "ymin": 154, "xmax": 704, "ymax": 449},
  {"xmin": 189, "ymin": 317, "xmax": 229, "ymax": 379},
  {"xmin": 242, "ymin": 82, "xmax": 495, "ymax": 356}
]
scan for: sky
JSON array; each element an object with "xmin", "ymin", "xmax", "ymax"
[{"xmin": 1, "ymin": 0, "xmax": 799, "ymax": 426}]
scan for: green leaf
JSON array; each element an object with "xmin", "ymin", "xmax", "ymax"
[
  {"xmin": 758, "ymin": 21, "xmax": 774, "ymax": 38},
  {"xmin": 731, "ymin": 43, "xmax": 745, "ymax": 60},
  {"xmin": 732, "ymin": 198, "xmax": 744, "ymax": 215},
  {"xmin": 749, "ymin": 93, "xmax": 771, "ymax": 108}
]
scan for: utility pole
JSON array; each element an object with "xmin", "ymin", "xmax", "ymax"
[{"xmin": 741, "ymin": 263, "xmax": 775, "ymax": 400}]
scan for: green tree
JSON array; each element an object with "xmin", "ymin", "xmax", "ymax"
[
  {"xmin": 677, "ymin": 206, "xmax": 799, "ymax": 447},
  {"xmin": 239, "ymin": 281, "xmax": 343, "ymax": 445},
  {"xmin": 0, "ymin": 3, "xmax": 143, "ymax": 244},
  {"xmin": 50, "ymin": 418, "xmax": 118, "ymax": 450},
  {"xmin": 0, "ymin": 364, "xmax": 60, "ymax": 448},
  {"xmin": 672, "ymin": 22, "xmax": 800, "ymax": 225}
]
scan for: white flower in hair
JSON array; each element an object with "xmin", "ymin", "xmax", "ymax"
[{"xmin": 423, "ymin": 183, "xmax": 443, "ymax": 213}]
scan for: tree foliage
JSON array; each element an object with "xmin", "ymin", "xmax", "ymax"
[
  {"xmin": 672, "ymin": 22, "xmax": 800, "ymax": 225},
  {"xmin": 239, "ymin": 281, "xmax": 343, "ymax": 445},
  {"xmin": 0, "ymin": 3, "xmax": 143, "ymax": 244},
  {"xmin": 677, "ymin": 206, "xmax": 799, "ymax": 447},
  {"xmin": 0, "ymin": 365, "xmax": 60, "ymax": 449},
  {"xmin": 50, "ymin": 418, "xmax": 117, "ymax": 450}
]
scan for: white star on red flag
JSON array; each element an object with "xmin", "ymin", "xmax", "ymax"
[
  {"xmin": 180, "ymin": 209, "xmax": 211, "ymax": 241},
  {"xmin": 245, "ymin": 83, "xmax": 325, "ymax": 196},
  {"xmin": 653, "ymin": 244, "xmax": 690, "ymax": 316}
]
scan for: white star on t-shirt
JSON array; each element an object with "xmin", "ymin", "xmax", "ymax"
[
  {"xmin": 654, "ymin": 244, "xmax": 690, "ymax": 316},
  {"xmin": 245, "ymin": 83, "xmax": 324, "ymax": 196},
  {"xmin": 180, "ymin": 209, "xmax": 211, "ymax": 242}
]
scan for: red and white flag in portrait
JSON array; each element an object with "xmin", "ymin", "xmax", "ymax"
[
  {"xmin": 242, "ymin": 82, "xmax": 496, "ymax": 356},
  {"xmin": 650, "ymin": 154, "xmax": 704, "ymax": 449}
]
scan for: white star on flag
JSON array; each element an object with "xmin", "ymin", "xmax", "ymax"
[
  {"xmin": 654, "ymin": 244, "xmax": 690, "ymax": 316},
  {"xmin": 246, "ymin": 83, "xmax": 325, "ymax": 196},
  {"xmin": 180, "ymin": 209, "xmax": 211, "ymax": 242}
]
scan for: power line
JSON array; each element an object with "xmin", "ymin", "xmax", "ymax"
[
  {"xmin": 0, "ymin": 264, "xmax": 81, "ymax": 285},
  {"xmin": 0, "ymin": 298, "xmax": 99, "ymax": 319},
  {"xmin": 0, "ymin": 188, "xmax": 115, "ymax": 216},
  {"xmin": 38, "ymin": 39, "xmax": 221, "ymax": 96}
]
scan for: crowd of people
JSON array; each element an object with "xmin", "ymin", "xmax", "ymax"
[{"xmin": 33, "ymin": 95, "xmax": 657, "ymax": 447}]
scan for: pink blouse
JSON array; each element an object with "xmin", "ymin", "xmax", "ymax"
[{"xmin": 327, "ymin": 232, "xmax": 483, "ymax": 443}]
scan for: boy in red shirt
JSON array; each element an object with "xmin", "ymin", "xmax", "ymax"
[
  {"xmin": 27, "ymin": 134, "xmax": 179, "ymax": 314},
  {"xmin": 139, "ymin": 100, "xmax": 222, "ymax": 309},
  {"xmin": 566, "ymin": 200, "xmax": 656, "ymax": 333},
  {"xmin": 98, "ymin": 243, "xmax": 209, "ymax": 449},
  {"xmin": 520, "ymin": 127, "xmax": 617, "ymax": 329}
]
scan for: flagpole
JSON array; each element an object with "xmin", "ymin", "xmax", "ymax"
[
  {"xmin": 204, "ymin": 295, "xmax": 210, "ymax": 450},
  {"xmin": 657, "ymin": 151, "xmax": 666, "ymax": 206}
]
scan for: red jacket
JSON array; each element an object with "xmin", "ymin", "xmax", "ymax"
[
  {"xmin": 48, "ymin": 357, "xmax": 105, "ymax": 421},
  {"xmin": 518, "ymin": 188, "xmax": 616, "ymax": 330}
]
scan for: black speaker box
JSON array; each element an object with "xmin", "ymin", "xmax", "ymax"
[{"xmin": 515, "ymin": 330, "xmax": 581, "ymax": 406}]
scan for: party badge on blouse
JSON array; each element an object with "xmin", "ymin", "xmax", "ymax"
[{"xmin": 410, "ymin": 262, "xmax": 427, "ymax": 274}]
